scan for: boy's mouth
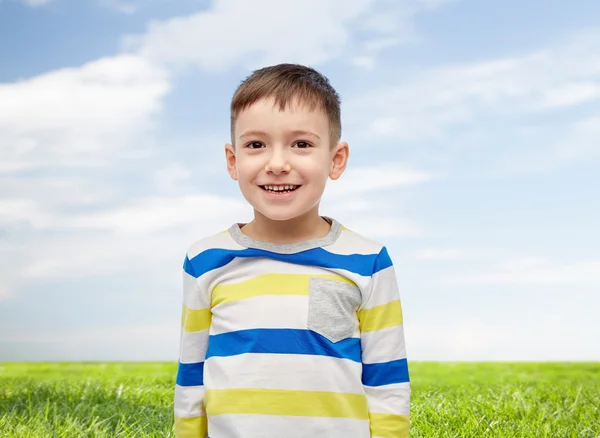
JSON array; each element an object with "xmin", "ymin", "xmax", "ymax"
[{"xmin": 259, "ymin": 184, "xmax": 301, "ymax": 193}]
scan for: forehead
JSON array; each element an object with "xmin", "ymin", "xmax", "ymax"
[{"xmin": 233, "ymin": 97, "xmax": 329, "ymax": 137}]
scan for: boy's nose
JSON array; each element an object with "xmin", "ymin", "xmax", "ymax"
[{"xmin": 265, "ymin": 150, "xmax": 291, "ymax": 174}]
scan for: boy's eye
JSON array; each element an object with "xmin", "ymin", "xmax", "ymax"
[
  {"xmin": 293, "ymin": 141, "xmax": 310, "ymax": 148},
  {"xmin": 247, "ymin": 141, "xmax": 264, "ymax": 149}
]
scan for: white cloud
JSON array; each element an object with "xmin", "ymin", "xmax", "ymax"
[
  {"xmin": 3, "ymin": 323, "xmax": 178, "ymax": 345},
  {"xmin": 415, "ymin": 248, "xmax": 466, "ymax": 260},
  {"xmin": 346, "ymin": 28, "xmax": 600, "ymax": 142},
  {"xmin": 0, "ymin": 52, "xmax": 181, "ymax": 298},
  {"xmin": 153, "ymin": 162, "xmax": 194, "ymax": 190},
  {"xmin": 0, "ymin": 175, "xmax": 116, "ymax": 211},
  {"xmin": 1, "ymin": 323, "xmax": 179, "ymax": 361},
  {"xmin": 363, "ymin": 37, "xmax": 401, "ymax": 52},
  {"xmin": 351, "ymin": 56, "xmax": 376, "ymax": 70},
  {"xmin": 323, "ymin": 164, "xmax": 434, "ymax": 199},
  {"xmin": 122, "ymin": 0, "xmax": 449, "ymax": 71},
  {"xmin": 0, "ymin": 53, "xmax": 177, "ymax": 295},
  {"xmin": 99, "ymin": 0, "xmax": 137, "ymax": 14},
  {"xmin": 554, "ymin": 114, "xmax": 600, "ymax": 159},
  {"xmin": 16, "ymin": 0, "xmax": 52, "ymax": 7},
  {"xmin": 0, "ymin": 54, "xmax": 170, "ymax": 174},
  {"xmin": 535, "ymin": 81, "xmax": 600, "ymax": 110},
  {"xmin": 407, "ymin": 319, "xmax": 600, "ymax": 361},
  {"xmin": 342, "ymin": 216, "xmax": 423, "ymax": 238},
  {"xmin": 0, "ymin": 284, "xmax": 9, "ymax": 301},
  {"xmin": 0, "ymin": 194, "xmax": 247, "ymax": 233},
  {"xmin": 572, "ymin": 114, "xmax": 600, "ymax": 134},
  {"xmin": 65, "ymin": 194, "xmax": 249, "ymax": 233},
  {"xmin": 445, "ymin": 257, "xmax": 600, "ymax": 287},
  {"xmin": 413, "ymin": 248, "xmax": 507, "ymax": 261},
  {"xmin": 0, "ymin": 192, "xmax": 251, "ymax": 288},
  {"xmin": 318, "ymin": 163, "xmax": 431, "ymax": 239},
  {"xmin": 481, "ymin": 110, "xmax": 600, "ymax": 175}
]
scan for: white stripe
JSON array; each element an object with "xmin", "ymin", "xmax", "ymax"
[
  {"xmin": 208, "ymin": 414, "xmax": 370, "ymax": 438},
  {"xmin": 323, "ymin": 267, "xmax": 372, "ymax": 292},
  {"xmin": 187, "ymin": 231, "xmax": 243, "ymax": 260},
  {"xmin": 204, "ymin": 353, "xmax": 363, "ymax": 393},
  {"xmin": 211, "ymin": 294, "xmax": 362, "ymax": 339},
  {"xmin": 211, "ymin": 295, "xmax": 309, "ymax": 334},
  {"xmin": 360, "ymin": 325, "xmax": 407, "ymax": 364},
  {"xmin": 182, "ymin": 270, "xmax": 209, "ymax": 309},
  {"xmin": 174, "ymin": 384, "xmax": 206, "ymax": 417},
  {"xmin": 328, "ymin": 229, "xmax": 382, "ymax": 256},
  {"xmin": 364, "ymin": 382, "xmax": 410, "ymax": 415},
  {"xmin": 179, "ymin": 329, "xmax": 209, "ymax": 363},
  {"xmin": 362, "ymin": 265, "xmax": 402, "ymax": 309}
]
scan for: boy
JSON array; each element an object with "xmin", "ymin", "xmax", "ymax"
[{"xmin": 174, "ymin": 63, "xmax": 410, "ymax": 438}]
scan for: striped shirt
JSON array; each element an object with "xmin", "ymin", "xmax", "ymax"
[{"xmin": 174, "ymin": 217, "xmax": 410, "ymax": 438}]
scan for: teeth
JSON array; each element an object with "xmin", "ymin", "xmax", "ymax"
[{"xmin": 264, "ymin": 185, "xmax": 297, "ymax": 192}]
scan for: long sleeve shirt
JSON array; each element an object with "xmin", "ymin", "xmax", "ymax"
[{"xmin": 174, "ymin": 217, "xmax": 410, "ymax": 438}]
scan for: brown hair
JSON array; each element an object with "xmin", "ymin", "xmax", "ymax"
[{"xmin": 230, "ymin": 63, "xmax": 341, "ymax": 146}]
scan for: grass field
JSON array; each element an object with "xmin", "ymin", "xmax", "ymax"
[{"xmin": 1, "ymin": 362, "xmax": 598, "ymax": 437}]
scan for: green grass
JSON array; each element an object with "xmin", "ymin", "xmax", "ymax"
[{"xmin": 1, "ymin": 362, "xmax": 598, "ymax": 437}]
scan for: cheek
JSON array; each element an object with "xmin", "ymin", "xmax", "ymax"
[
  {"xmin": 302, "ymin": 161, "xmax": 331, "ymax": 183},
  {"xmin": 295, "ymin": 154, "xmax": 330, "ymax": 176},
  {"xmin": 235, "ymin": 159, "xmax": 259, "ymax": 182}
]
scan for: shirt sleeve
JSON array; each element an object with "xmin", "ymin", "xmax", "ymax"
[
  {"xmin": 358, "ymin": 246, "xmax": 411, "ymax": 438},
  {"xmin": 174, "ymin": 252, "xmax": 211, "ymax": 438}
]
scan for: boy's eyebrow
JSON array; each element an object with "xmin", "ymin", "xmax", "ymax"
[
  {"xmin": 239, "ymin": 130, "xmax": 270, "ymax": 139},
  {"xmin": 288, "ymin": 130, "xmax": 321, "ymax": 140},
  {"xmin": 239, "ymin": 130, "xmax": 321, "ymax": 140}
]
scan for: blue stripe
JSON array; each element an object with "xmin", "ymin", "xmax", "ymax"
[
  {"xmin": 184, "ymin": 249, "xmax": 237, "ymax": 277},
  {"xmin": 362, "ymin": 358, "xmax": 409, "ymax": 386},
  {"xmin": 373, "ymin": 247, "xmax": 393, "ymax": 274},
  {"xmin": 205, "ymin": 328, "xmax": 362, "ymax": 363},
  {"xmin": 185, "ymin": 247, "xmax": 380, "ymax": 278},
  {"xmin": 182, "ymin": 254, "xmax": 195, "ymax": 276},
  {"xmin": 176, "ymin": 361, "xmax": 204, "ymax": 386}
]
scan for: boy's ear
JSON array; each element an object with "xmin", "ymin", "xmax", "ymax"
[
  {"xmin": 329, "ymin": 142, "xmax": 349, "ymax": 180},
  {"xmin": 225, "ymin": 143, "xmax": 238, "ymax": 181}
]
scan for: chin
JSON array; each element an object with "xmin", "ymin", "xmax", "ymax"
[
  {"xmin": 257, "ymin": 209, "xmax": 302, "ymax": 222},
  {"xmin": 252, "ymin": 202, "xmax": 316, "ymax": 222}
]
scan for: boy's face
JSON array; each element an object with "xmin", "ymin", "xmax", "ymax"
[{"xmin": 225, "ymin": 97, "xmax": 348, "ymax": 222}]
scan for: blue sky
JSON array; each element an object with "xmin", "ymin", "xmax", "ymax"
[{"xmin": 1, "ymin": 0, "xmax": 599, "ymax": 361}]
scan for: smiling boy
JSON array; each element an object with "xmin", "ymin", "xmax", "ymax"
[{"xmin": 174, "ymin": 64, "xmax": 410, "ymax": 438}]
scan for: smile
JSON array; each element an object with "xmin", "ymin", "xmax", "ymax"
[{"xmin": 259, "ymin": 184, "xmax": 301, "ymax": 193}]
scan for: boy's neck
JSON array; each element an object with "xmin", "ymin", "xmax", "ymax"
[{"xmin": 241, "ymin": 210, "xmax": 331, "ymax": 245}]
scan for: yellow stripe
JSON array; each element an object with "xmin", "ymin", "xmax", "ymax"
[
  {"xmin": 212, "ymin": 273, "xmax": 356, "ymax": 306},
  {"xmin": 370, "ymin": 413, "xmax": 410, "ymax": 438},
  {"xmin": 358, "ymin": 300, "xmax": 403, "ymax": 332},
  {"xmin": 205, "ymin": 388, "xmax": 369, "ymax": 419},
  {"xmin": 181, "ymin": 305, "xmax": 211, "ymax": 332},
  {"xmin": 174, "ymin": 415, "xmax": 207, "ymax": 438}
]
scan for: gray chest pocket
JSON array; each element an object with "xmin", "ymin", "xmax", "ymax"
[{"xmin": 307, "ymin": 277, "xmax": 362, "ymax": 343}]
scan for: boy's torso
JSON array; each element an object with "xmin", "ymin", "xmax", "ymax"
[{"xmin": 184, "ymin": 218, "xmax": 384, "ymax": 437}]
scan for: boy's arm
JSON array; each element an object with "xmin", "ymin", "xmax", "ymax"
[
  {"xmin": 174, "ymin": 253, "xmax": 211, "ymax": 438},
  {"xmin": 358, "ymin": 247, "xmax": 411, "ymax": 438}
]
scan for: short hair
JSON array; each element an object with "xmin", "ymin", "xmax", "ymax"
[{"xmin": 230, "ymin": 63, "xmax": 342, "ymax": 146}]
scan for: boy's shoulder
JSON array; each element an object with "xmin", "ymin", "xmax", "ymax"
[
  {"xmin": 332, "ymin": 222, "xmax": 387, "ymax": 257},
  {"xmin": 185, "ymin": 226, "xmax": 237, "ymax": 260}
]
